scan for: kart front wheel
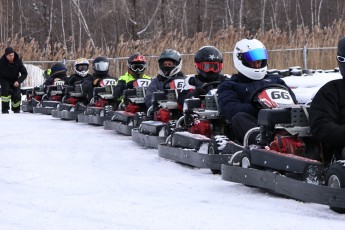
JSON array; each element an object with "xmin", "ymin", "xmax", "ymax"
[{"xmin": 326, "ymin": 161, "xmax": 345, "ymax": 213}]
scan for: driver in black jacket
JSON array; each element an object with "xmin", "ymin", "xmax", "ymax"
[
  {"xmin": 217, "ymin": 38, "xmax": 297, "ymax": 143},
  {"xmin": 310, "ymin": 36, "xmax": 345, "ymax": 162},
  {"xmin": 144, "ymin": 49, "xmax": 185, "ymax": 108},
  {"xmin": 178, "ymin": 46, "xmax": 228, "ymax": 107}
]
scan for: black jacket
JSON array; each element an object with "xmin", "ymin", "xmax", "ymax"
[
  {"xmin": 65, "ymin": 73, "xmax": 93, "ymax": 86},
  {"xmin": 309, "ymin": 79, "xmax": 345, "ymax": 161},
  {"xmin": 144, "ymin": 72, "xmax": 185, "ymax": 108},
  {"xmin": 0, "ymin": 52, "xmax": 27, "ymax": 84},
  {"xmin": 217, "ymin": 73, "xmax": 297, "ymax": 121},
  {"xmin": 43, "ymin": 72, "xmax": 67, "ymax": 86},
  {"xmin": 82, "ymin": 73, "xmax": 113, "ymax": 87}
]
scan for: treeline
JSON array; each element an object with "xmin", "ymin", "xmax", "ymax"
[
  {"xmin": 0, "ymin": 0, "xmax": 344, "ymax": 57},
  {"xmin": 5, "ymin": 22, "xmax": 344, "ymax": 78},
  {"xmin": 0, "ymin": 0, "xmax": 344, "ymax": 77}
]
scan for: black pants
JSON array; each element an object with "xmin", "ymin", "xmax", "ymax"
[
  {"xmin": 0, "ymin": 80, "xmax": 21, "ymax": 113},
  {"xmin": 231, "ymin": 112, "xmax": 258, "ymax": 144}
]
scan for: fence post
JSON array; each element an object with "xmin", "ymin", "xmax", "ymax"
[
  {"xmin": 115, "ymin": 58, "xmax": 119, "ymax": 78},
  {"xmin": 303, "ymin": 46, "xmax": 308, "ymax": 70}
]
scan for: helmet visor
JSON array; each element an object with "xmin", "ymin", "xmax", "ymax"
[
  {"xmin": 94, "ymin": 61, "xmax": 109, "ymax": 71},
  {"xmin": 76, "ymin": 64, "xmax": 89, "ymax": 71},
  {"xmin": 130, "ymin": 64, "xmax": 146, "ymax": 72},
  {"xmin": 242, "ymin": 48, "xmax": 268, "ymax": 62},
  {"xmin": 195, "ymin": 62, "xmax": 223, "ymax": 73}
]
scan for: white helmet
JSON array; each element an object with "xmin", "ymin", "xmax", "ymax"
[
  {"xmin": 74, "ymin": 58, "xmax": 90, "ymax": 77},
  {"xmin": 233, "ymin": 38, "xmax": 268, "ymax": 80}
]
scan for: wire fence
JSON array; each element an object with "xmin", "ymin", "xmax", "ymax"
[{"xmin": 22, "ymin": 46, "xmax": 339, "ymax": 87}]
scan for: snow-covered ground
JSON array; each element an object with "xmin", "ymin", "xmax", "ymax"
[{"xmin": 1, "ymin": 113, "xmax": 345, "ymax": 230}]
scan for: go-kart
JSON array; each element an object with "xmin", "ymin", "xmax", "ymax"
[
  {"xmin": 77, "ymin": 78, "xmax": 117, "ymax": 125},
  {"xmin": 220, "ymin": 84, "xmax": 345, "ymax": 213},
  {"xmin": 104, "ymin": 78, "xmax": 151, "ymax": 134},
  {"xmin": 131, "ymin": 78, "xmax": 185, "ymax": 148},
  {"xmin": 33, "ymin": 80, "xmax": 65, "ymax": 115},
  {"xmin": 51, "ymin": 81, "xmax": 88, "ymax": 120}
]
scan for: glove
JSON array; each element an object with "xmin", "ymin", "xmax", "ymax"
[
  {"xmin": 93, "ymin": 78, "xmax": 101, "ymax": 86},
  {"xmin": 250, "ymin": 100, "xmax": 263, "ymax": 110},
  {"xmin": 191, "ymin": 87, "xmax": 207, "ymax": 98}
]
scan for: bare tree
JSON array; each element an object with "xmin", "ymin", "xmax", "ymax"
[
  {"xmin": 137, "ymin": 0, "xmax": 162, "ymax": 36},
  {"xmin": 296, "ymin": 0, "xmax": 305, "ymax": 32},
  {"xmin": 260, "ymin": 0, "xmax": 267, "ymax": 31},
  {"xmin": 45, "ymin": 0, "xmax": 54, "ymax": 51},
  {"xmin": 181, "ymin": 0, "xmax": 187, "ymax": 37},
  {"xmin": 69, "ymin": 0, "xmax": 75, "ymax": 55},
  {"xmin": 317, "ymin": 0, "xmax": 323, "ymax": 27},
  {"xmin": 60, "ymin": 0, "xmax": 67, "ymax": 53},
  {"xmin": 225, "ymin": 0, "xmax": 234, "ymax": 27},
  {"xmin": 238, "ymin": 0, "xmax": 244, "ymax": 31},
  {"xmin": 71, "ymin": 0, "xmax": 95, "ymax": 49},
  {"xmin": 202, "ymin": 0, "xmax": 208, "ymax": 32},
  {"xmin": 282, "ymin": 0, "xmax": 291, "ymax": 36}
]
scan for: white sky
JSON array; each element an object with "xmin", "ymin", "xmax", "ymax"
[{"xmin": 0, "ymin": 114, "xmax": 344, "ymax": 230}]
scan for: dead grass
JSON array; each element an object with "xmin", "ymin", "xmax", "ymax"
[{"xmin": 2, "ymin": 20, "xmax": 345, "ymax": 78}]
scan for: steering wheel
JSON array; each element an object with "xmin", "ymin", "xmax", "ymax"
[
  {"xmin": 249, "ymin": 84, "xmax": 290, "ymax": 109},
  {"xmin": 249, "ymin": 84, "xmax": 289, "ymax": 102},
  {"xmin": 162, "ymin": 77, "xmax": 185, "ymax": 90},
  {"xmin": 201, "ymin": 81, "xmax": 221, "ymax": 90}
]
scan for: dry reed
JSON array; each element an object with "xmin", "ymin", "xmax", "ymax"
[{"xmin": 2, "ymin": 20, "xmax": 345, "ymax": 78}]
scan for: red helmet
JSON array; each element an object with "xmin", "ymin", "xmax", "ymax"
[{"xmin": 127, "ymin": 53, "xmax": 147, "ymax": 78}]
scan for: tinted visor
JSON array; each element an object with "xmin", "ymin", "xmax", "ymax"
[
  {"xmin": 76, "ymin": 64, "xmax": 89, "ymax": 71},
  {"xmin": 130, "ymin": 64, "xmax": 146, "ymax": 72},
  {"xmin": 195, "ymin": 62, "xmax": 223, "ymax": 73},
  {"xmin": 242, "ymin": 48, "xmax": 268, "ymax": 62},
  {"xmin": 94, "ymin": 61, "xmax": 109, "ymax": 71}
]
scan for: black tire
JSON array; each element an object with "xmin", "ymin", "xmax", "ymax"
[{"xmin": 326, "ymin": 161, "xmax": 345, "ymax": 213}]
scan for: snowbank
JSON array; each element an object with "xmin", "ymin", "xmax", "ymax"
[{"xmin": 22, "ymin": 64, "xmax": 45, "ymax": 87}]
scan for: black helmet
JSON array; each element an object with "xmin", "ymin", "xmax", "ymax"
[
  {"xmin": 50, "ymin": 62, "xmax": 67, "ymax": 76},
  {"xmin": 194, "ymin": 46, "xmax": 223, "ymax": 82},
  {"xmin": 93, "ymin": 56, "xmax": 109, "ymax": 76},
  {"xmin": 158, "ymin": 49, "xmax": 182, "ymax": 78},
  {"xmin": 127, "ymin": 53, "xmax": 147, "ymax": 78},
  {"xmin": 337, "ymin": 37, "xmax": 345, "ymax": 77}
]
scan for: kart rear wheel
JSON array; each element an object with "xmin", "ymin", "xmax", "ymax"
[
  {"xmin": 326, "ymin": 161, "xmax": 345, "ymax": 213},
  {"xmin": 208, "ymin": 143, "xmax": 220, "ymax": 174}
]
